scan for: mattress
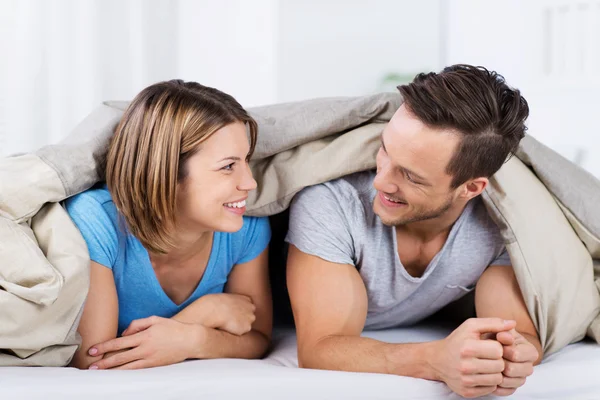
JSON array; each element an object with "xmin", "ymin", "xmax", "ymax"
[{"xmin": 2, "ymin": 323, "xmax": 599, "ymax": 400}]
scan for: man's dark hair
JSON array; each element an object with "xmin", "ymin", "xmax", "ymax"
[{"xmin": 398, "ymin": 64, "xmax": 529, "ymax": 188}]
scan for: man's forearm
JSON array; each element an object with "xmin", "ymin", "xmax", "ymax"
[
  {"xmin": 301, "ymin": 335, "xmax": 439, "ymax": 380},
  {"xmin": 190, "ymin": 326, "xmax": 270, "ymax": 360}
]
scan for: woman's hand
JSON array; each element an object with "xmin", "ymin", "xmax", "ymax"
[
  {"xmin": 208, "ymin": 293, "xmax": 256, "ymax": 335},
  {"xmin": 174, "ymin": 293, "xmax": 256, "ymax": 336},
  {"xmin": 87, "ymin": 316, "xmax": 200, "ymax": 370}
]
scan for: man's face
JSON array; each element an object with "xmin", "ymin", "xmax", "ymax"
[{"xmin": 373, "ymin": 104, "xmax": 462, "ymax": 226}]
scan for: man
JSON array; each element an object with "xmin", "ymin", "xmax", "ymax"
[{"xmin": 285, "ymin": 65, "xmax": 541, "ymax": 398}]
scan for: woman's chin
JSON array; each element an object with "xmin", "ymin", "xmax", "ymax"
[{"xmin": 215, "ymin": 216, "xmax": 244, "ymax": 232}]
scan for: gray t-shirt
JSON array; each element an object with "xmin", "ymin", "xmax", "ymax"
[{"xmin": 285, "ymin": 170, "xmax": 511, "ymax": 329}]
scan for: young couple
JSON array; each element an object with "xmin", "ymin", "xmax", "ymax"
[{"xmin": 67, "ymin": 65, "xmax": 539, "ymax": 398}]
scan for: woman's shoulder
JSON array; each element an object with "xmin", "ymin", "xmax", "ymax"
[
  {"xmin": 64, "ymin": 183, "xmax": 119, "ymax": 232},
  {"xmin": 65, "ymin": 183, "xmax": 114, "ymax": 211}
]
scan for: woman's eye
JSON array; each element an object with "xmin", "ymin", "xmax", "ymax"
[{"xmin": 222, "ymin": 163, "xmax": 235, "ymax": 171}]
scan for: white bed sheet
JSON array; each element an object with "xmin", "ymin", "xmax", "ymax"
[{"xmin": 2, "ymin": 324, "xmax": 599, "ymax": 400}]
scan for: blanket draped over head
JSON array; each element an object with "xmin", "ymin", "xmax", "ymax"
[{"xmin": 1, "ymin": 93, "xmax": 599, "ymax": 366}]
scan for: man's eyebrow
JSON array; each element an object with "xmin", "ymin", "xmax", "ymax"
[
  {"xmin": 400, "ymin": 166, "xmax": 428, "ymax": 183},
  {"xmin": 380, "ymin": 135, "xmax": 430, "ymax": 184},
  {"xmin": 380, "ymin": 135, "xmax": 388, "ymax": 153}
]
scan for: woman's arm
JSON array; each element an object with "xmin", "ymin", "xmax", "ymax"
[
  {"xmin": 191, "ymin": 247, "xmax": 272, "ymax": 359},
  {"xmin": 85, "ymin": 248, "xmax": 272, "ymax": 369},
  {"xmin": 70, "ymin": 261, "xmax": 118, "ymax": 369}
]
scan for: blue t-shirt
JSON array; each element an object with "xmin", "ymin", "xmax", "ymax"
[{"xmin": 65, "ymin": 184, "xmax": 271, "ymax": 335}]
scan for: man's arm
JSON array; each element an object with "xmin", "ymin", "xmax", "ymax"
[
  {"xmin": 476, "ymin": 265, "xmax": 542, "ymax": 361},
  {"xmin": 288, "ymin": 245, "xmax": 514, "ymax": 398},
  {"xmin": 288, "ymin": 245, "xmax": 431, "ymax": 376},
  {"xmin": 476, "ymin": 264, "xmax": 542, "ymax": 396}
]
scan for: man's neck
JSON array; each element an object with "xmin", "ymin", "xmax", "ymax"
[{"xmin": 396, "ymin": 202, "xmax": 469, "ymax": 243}]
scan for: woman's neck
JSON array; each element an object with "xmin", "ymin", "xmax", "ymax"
[{"xmin": 150, "ymin": 227, "xmax": 213, "ymax": 266}]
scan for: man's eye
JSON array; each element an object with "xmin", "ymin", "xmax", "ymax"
[{"xmin": 406, "ymin": 172, "xmax": 418, "ymax": 184}]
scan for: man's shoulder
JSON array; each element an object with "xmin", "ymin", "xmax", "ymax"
[{"xmin": 295, "ymin": 170, "xmax": 376, "ymax": 206}]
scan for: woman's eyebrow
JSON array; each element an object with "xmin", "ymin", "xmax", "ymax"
[{"xmin": 218, "ymin": 156, "xmax": 241, "ymax": 163}]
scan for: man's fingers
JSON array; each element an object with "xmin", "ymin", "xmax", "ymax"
[
  {"xmin": 460, "ymin": 358, "xmax": 506, "ymax": 374},
  {"xmin": 461, "ymin": 339, "xmax": 503, "ymax": 360},
  {"xmin": 493, "ymin": 387, "xmax": 517, "ymax": 397},
  {"xmin": 504, "ymin": 343, "xmax": 539, "ymax": 363},
  {"xmin": 503, "ymin": 360, "xmax": 534, "ymax": 378},
  {"xmin": 89, "ymin": 333, "xmax": 142, "ymax": 356},
  {"xmin": 496, "ymin": 331, "xmax": 515, "ymax": 346},
  {"xmin": 462, "ymin": 373, "xmax": 503, "ymax": 388},
  {"xmin": 89, "ymin": 348, "xmax": 143, "ymax": 370},
  {"xmin": 459, "ymin": 386, "xmax": 498, "ymax": 399},
  {"xmin": 465, "ymin": 318, "xmax": 516, "ymax": 335},
  {"xmin": 498, "ymin": 376, "xmax": 527, "ymax": 389}
]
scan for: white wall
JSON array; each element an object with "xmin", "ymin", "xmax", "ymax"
[
  {"xmin": 276, "ymin": 0, "xmax": 443, "ymax": 101},
  {"xmin": 1, "ymin": 0, "xmax": 445, "ymax": 155},
  {"xmin": 176, "ymin": 0, "xmax": 279, "ymax": 107},
  {"xmin": 445, "ymin": 0, "xmax": 600, "ymax": 176},
  {"xmin": 0, "ymin": 0, "xmax": 280, "ymax": 156},
  {"xmin": 4, "ymin": 0, "xmax": 597, "ymax": 179}
]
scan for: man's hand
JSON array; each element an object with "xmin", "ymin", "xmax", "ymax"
[
  {"xmin": 492, "ymin": 329, "xmax": 539, "ymax": 396},
  {"xmin": 429, "ymin": 318, "xmax": 516, "ymax": 398},
  {"xmin": 87, "ymin": 316, "xmax": 200, "ymax": 370}
]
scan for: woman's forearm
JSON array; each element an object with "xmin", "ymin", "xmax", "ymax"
[
  {"xmin": 172, "ymin": 295, "xmax": 221, "ymax": 328},
  {"xmin": 189, "ymin": 325, "xmax": 270, "ymax": 360}
]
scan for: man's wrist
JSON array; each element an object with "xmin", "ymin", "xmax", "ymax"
[{"xmin": 387, "ymin": 340, "xmax": 441, "ymax": 381}]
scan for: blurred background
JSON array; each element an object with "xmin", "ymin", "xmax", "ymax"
[{"xmin": 1, "ymin": 0, "xmax": 599, "ymax": 175}]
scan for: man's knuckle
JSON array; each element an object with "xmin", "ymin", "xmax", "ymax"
[
  {"xmin": 512, "ymin": 350, "xmax": 521, "ymax": 361},
  {"xmin": 462, "ymin": 388, "xmax": 480, "ymax": 398},
  {"xmin": 493, "ymin": 342, "xmax": 504, "ymax": 358},
  {"xmin": 460, "ymin": 376, "xmax": 474, "ymax": 387},
  {"xmin": 526, "ymin": 364, "xmax": 534, "ymax": 376},
  {"xmin": 492, "ymin": 373, "xmax": 504, "ymax": 385},
  {"xmin": 496, "ymin": 359, "xmax": 507, "ymax": 372},
  {"xmin": 458, "ymin": 362, "xmax": 472, "ymax": 374},
  {"xmin": 460, "ymin": 342, "xmax": 473, "ymax": 358}
]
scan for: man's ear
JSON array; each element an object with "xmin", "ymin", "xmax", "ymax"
[{"xmin": 460, "ymin": 177, "xmax": 488, "ymax": 201}]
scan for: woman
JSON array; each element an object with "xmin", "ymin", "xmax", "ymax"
[{"xmin": 65, "ymin": 80, "xmax": 272, "ymax": 370}]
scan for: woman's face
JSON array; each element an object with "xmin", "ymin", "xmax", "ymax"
[{"xmin": 176, "ymin": 122, "xmax": 257, "ymax": 233}]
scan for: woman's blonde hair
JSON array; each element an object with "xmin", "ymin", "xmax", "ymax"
[{"xmin": 105, "ymin": 80, "xmax": 258, "ymax": 254}]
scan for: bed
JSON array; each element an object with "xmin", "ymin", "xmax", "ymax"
[{"xmin": 3, "ymin": 323, "xmax": 599, "ymax": 400}]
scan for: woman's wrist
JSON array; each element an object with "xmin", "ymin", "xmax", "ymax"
[{"xmin": 189, "ymin": 323, "xmax": 210, "ymax": 359}]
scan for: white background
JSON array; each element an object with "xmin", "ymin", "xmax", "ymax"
[{"xmin": 1, "ymin": 0, "xmax": 598, "ymax": 176}]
